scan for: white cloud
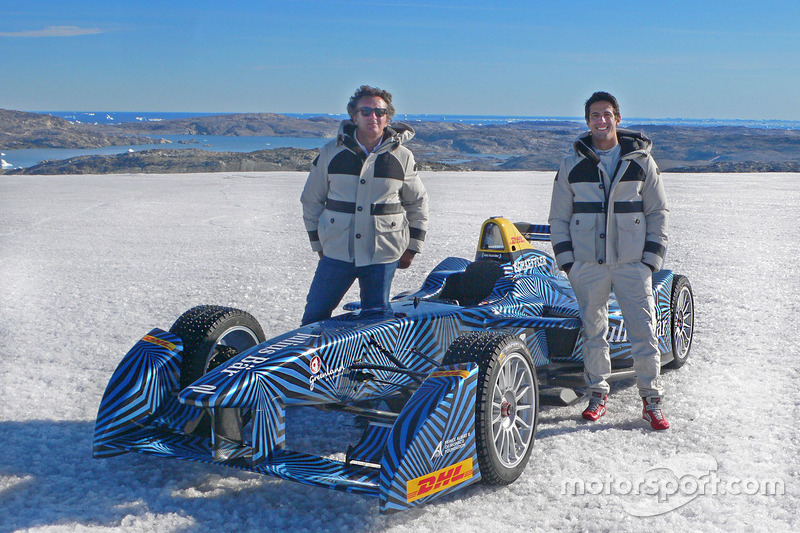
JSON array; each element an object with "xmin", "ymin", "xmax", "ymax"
[{"xmin": 0, "ymin": 25, "xmax": 105, "ymax": 38}]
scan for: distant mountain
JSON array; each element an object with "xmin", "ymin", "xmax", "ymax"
[
  {"xmin": 3, "ymin": 147, "xmax": 465, "ymax": 175},
  {"xmin": 4, "ymin": 109, "xmax": 800, "ymax": 174},
  {"xmin": 110, "ymin": 112, "xmax": 340, "ymax": 137},
  {"xmin": 0, "ymin": 109, "xmax": 164, "ymax": 149}
]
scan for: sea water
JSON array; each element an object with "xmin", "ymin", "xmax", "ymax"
[
  {"xmin": 38, "ymin": 110, "xmax": 800, "ymax": 129},
  {"xmin": 2, "ymin": 134, "xmax": 329, "ymax": 170}
]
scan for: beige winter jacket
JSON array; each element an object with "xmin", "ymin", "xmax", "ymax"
[
  {"xmin": 548, "ymin": 129, "xmax": 669, "ymax": 272},
  {"xmin": 301, "ymin": 120, "xmax": 429, "ymax": 266}
]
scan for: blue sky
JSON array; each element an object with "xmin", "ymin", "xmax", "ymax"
[{"xmin": 2, "ymin": 0, "xmax": 799, "ymax": 120}]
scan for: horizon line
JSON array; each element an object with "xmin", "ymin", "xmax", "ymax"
[{"xmin": 20, "ymin": 109, "xmax": 800, "ymax": 124}]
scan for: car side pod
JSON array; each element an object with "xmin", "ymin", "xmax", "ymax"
[
  {"xmin": 93, "ymin": 328, "xmax": 184, "ymax": 458},
  {"xmin": 379, "ymin": 363, "xmax": 480, "ymax": 514}
]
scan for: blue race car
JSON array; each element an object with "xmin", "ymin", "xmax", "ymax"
[{"xmin": 94, "ymin": 217, "xmax": 694, "ymax": 513}]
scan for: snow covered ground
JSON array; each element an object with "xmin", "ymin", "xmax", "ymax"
[{"xmin": 1, "ymin": 171, "xmax": 797, "ymax": 532}]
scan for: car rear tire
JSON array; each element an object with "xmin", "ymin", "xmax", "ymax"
[
  {"xmin": 443, "ymin": 332, "xmax": 538, "ymax": 485},
  {"xmin": 666, "ymin": 275, "xmax": 694, "ymax": 369}
]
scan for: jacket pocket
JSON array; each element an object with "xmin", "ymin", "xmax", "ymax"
[
  {"xmin": 569, "ymin": 213, "xmax": 598, "ymax": 263},
  {"xmin": 318, "ymin": 210, "xmax": 353, "ymax": 253},
  {"xmin": 374, "ymin": 213, "xmax": 408, "ymax": 263},
  {"xmin": 615, "ymin": 213, "xmax": 646, "ymax": 263}
]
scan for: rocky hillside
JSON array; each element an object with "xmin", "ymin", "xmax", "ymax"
[
  {"xmin": 4, "ymin": 147, "xmax": 466, "ymax": 175},
  {"xmin": 112, "ymin": 112, "xmax": 340, "ymax": 137},
  {"xmin": 5, "ymin": 148, "xmax": 318, "ymax": 175},
  {"xmin": 4, "ymin": 109, "xmax": 800, "ymax": 173},
  {"xmin": 0, "ymin": 109, "xmax": 165, "ymax": 149}
]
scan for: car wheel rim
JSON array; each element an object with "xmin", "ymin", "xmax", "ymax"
[
  {"xmin": 491, "ymin": 352, "xmax": 536, "ymax": 468},
  {"xmin": 205, "ymin": 326, "xmax": 261, "ymax": 372},
  {"xmin": 674, "ymin": 286, "xmax": 694, "ymax": 359}
]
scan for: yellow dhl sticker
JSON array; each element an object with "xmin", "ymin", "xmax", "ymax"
[
  {"xmin": 429, "ymin": 369, "xmax": 470, "ymax": 379},
  {"xmin": 142, "ymin": 335, "xmax": 177, "ymax": 351},
  {"xmin": 406, "ymin": 458, "xmax": 473, "ymax": 503}
]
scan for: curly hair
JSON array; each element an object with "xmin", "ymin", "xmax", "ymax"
[
  {"xmin": 584, "ymin": 91, "xmax": 620, "ymax": 122},
  {"xmin": 346, "ymin": 85, "xmax": 396, "ymax": 119}
]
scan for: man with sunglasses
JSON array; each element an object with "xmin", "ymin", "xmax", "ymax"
[{"xmin": 300, "ymin": 85, "xmax": 429, "ymax": 325}]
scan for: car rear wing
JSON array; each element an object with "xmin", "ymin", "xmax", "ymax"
[{"xmin": 513, "ymin": 222, "xmax": 551, "ymax": 242}]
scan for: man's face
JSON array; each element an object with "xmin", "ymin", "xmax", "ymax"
[
  {"xmin": 352, "ymin": 95, "xmax": 390, "ymax": 139},
  {"xmin": 586, "ymin": 101, "xmax": 621, "ymax": 149}
]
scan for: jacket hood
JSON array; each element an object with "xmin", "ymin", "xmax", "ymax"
[
  {"xmin": 337, "ymin": 120, "xmax": 415, "ymax": 150},
  {"xmin": 574, "ymin": 128, "xmax": 652, "ymax": 161}
]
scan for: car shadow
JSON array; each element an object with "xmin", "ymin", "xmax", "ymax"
[{"xmin": 0, "ymin": 420, "xmax": 386, "ymax": 531}]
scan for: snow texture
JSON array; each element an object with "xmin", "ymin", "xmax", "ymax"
[{"xmin": 1, "ymin": 171, "xmax": 798, "ymax": 532}]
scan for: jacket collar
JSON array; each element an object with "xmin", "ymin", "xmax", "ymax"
[
  {"xmin": 574, "ymin": 128, "xmax": 652, "ymax": 162},
  {"xmin": 337, "ymin": 120, "xmax": 415, "ymax": 156}
]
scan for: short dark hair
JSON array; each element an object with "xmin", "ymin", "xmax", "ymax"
[
  {"xmin": 346, "ymin": 85, "xmax": 396, "ymax": 119},
  {"xmin": 584, "ymin": 91, "xmax": 620, "ymax": 122}
]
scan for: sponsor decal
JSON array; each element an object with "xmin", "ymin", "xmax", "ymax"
[
  {"xmin": 607, "ymin": 319, "xmax": 628, "ymax": 343},
  {"xmin": 429, "ymin": 369, "xmax": 470, "ymax": 379},
  {"xmin": 217, "ymin": 332, "xmax": 321, "ymax": 377},
  {"xmin": 309, "ymin": 363, "xmax": 346, "ymax": 391},
  {"xmin": 430, "ymin": 432, "xmax": 471, "ymax": 460},
  {"xmin": 479, "ymin": 252, "xmax": 503, "ymax": 259},
  {"xmin": 510, "ymin": 235, "xmax": 526, "ymax": 246},
  {"xmin": 406, "ymin": 458, "xmax": 474, "ymax": 503},
  {"xmin": 220, "ymin": 354, "xmax": 271, "ymax": 377},
  {"xmin": 258, "ymin": 332, "xmax": 320, "ymax": 355},
  {"xmin": 656, "ymin": 314, "xmax": 670, "ymax": 338},
  {"xmin": 513, "ymin": 255, "xmax": 547, "ymax": 273},
  {"xmin": 310, "ymin": 355, "xmax": 322, "ymax": 374},
  {"xmin": 607, "ymin": 315, "xmax": 670, "ymax": 343},
  {"xmin": 142, "ymin": 335, "xmax": 176, "ymax": 351},
  {"xmin": 185, "ymin": 384, "xmax": 217, "ymax": 394}
]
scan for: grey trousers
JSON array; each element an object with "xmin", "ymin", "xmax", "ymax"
[{"xmin": 568, "ymin": 261, "xmax": 663, "ymax": 398}]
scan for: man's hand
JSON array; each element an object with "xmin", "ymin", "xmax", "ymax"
[{"xmin": 398, "ymin": 249, "xmax": 417, "ymax": 269}]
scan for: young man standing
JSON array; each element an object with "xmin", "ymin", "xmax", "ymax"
[
  {"xmin": 300, "ymin": 85, "xmax": 428, "ymax": 326},
  {"xmin": 548, "ymin": 91, "xmax": 670, "ymax": 430}
]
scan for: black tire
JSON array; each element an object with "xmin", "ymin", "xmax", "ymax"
[
  {"xmin": 666, "ymin": 275, "xmax": 694, "ymax": 369},
  {"xmin": 443, "ymin": 332, "xmax": 538, "ymax": 485},
  {"xmin": 170, "ymin": 305, "xmax": 266, "ymax": 389}
]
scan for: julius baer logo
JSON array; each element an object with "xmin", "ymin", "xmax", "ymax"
[{"xmin": 216, "ymin": 333, "xmax": 321, "ymax": 378}]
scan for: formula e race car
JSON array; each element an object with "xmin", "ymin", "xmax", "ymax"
[{"xmin": 94, "ymin": 217, "xmax": 694, "ymax": 514}]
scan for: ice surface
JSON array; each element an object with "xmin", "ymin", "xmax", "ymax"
[{"xmin": 1, "ymin": 171, "xmax": 797, "ymax": 532}]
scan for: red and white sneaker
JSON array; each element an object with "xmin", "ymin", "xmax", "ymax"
[
  {"xmin": 582, "ymin": 392, "xmax": 607, "ymax": 421},
  {"xmin": 643, "ymin": 396, "xmax": 670, "ymax": 430}
]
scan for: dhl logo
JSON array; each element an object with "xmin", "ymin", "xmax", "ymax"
[
  {"xmin": 429, "ymin": 369, "xmax": 470, "ymax": 379},
  {"xmin": 142, "ymin": 335, "xmax": 177, "ymax": 351},
  {"xmin": 406, "ymin": 458, "xmax": 473, "ymax": 503}
]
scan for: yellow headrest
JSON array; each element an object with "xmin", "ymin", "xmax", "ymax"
[{"xmin": 476, "ymin": 217, "xmax": 534, "ymax": 255}]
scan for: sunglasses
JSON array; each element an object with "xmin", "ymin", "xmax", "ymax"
[{"xmin": 357, "ymin": 106, "xmax": 389, "ymax": 117}]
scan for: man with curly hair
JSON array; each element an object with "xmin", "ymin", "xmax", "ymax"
[{"xmin": 300, "ymin": 85, "xmax": 429, "ymax": 325}]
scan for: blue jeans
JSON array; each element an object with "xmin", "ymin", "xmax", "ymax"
[{"xmin": 301, "ymin": 256, "xmax": 399, "ymax": 325}]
